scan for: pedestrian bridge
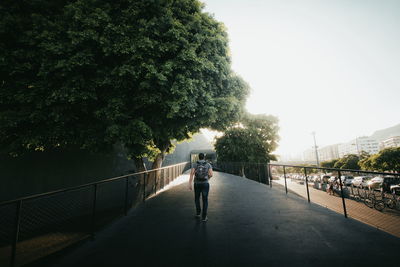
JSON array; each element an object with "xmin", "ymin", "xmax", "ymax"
[{"xmin": 26, "ymin": 171, "xmax": 399, "ymax": 267}]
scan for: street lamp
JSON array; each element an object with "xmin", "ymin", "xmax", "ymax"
[{"xmin": 311, "ymin": 131, "xmax": 320, "ymax": 167}]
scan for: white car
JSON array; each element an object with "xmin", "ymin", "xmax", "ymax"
[
  {"xmin": 321, "ymin": 175, "xmax": 331, "ymax": 183},
  {"xmin": 367, "ymin": 177, "xmax": 383, "ymax": 190},
  {"xmin": 341, "ymin": 176, "xmax": 354, "ymax": 186},
  {"xmin": 390, "ymin": 184, "xmax": 400, "ymax": 195},
  {"xmin": 352, "ymin": 176, "xmax": 371, "ymax": 188}
]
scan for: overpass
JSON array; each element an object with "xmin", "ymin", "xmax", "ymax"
[{"xmin": 1, "ymin": 163, "xmax": 400, "ymax": 267}]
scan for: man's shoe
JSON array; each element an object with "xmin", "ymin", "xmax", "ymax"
[
  {"xmin": 195, "ymin": 214, "xmax": 201, "ymax": 219},
  {"xmin": 202, "ymin": 216, "xmax": 208, "ymax": 222}
]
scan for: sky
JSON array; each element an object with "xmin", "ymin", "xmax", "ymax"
[{"xmin": 201, "ymin": 0, "xmax": 400, "ymax": 160}]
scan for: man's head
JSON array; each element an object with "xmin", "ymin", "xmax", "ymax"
[{"xmin": 199, "ymin": 153, "xmax": 205, "ymax": 160}]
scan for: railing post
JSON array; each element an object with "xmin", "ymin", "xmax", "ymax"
[
  {"xmin": 338, "ymin": 170, "xmax": 348, "ymax": 218},
  {"xmin": 161, "ymin": 169, "xmax": 165, "ymax": 190},
  {"xmin": 124, "ymin": 177, "xmax": 129, "ymax": 216},
  {"xmin": 283, "ymin": 166, "xmax": 288, "ymax": 194},
  {"xmin": 268, "ymin": 164, "xmax": 272, "ymax": 188},
  {"xmin": 304, "ymin": 168, "xmax": 310, "ymax": 203},
  {"xmin": 143, "ymin": 173, "xmax": 146, "ymax": 202},
  {"xmin": 10, "ymin": 200, "xmax": 22, "ymax": 267},
  {"xmin": 154, "ymin": 171, "xmax": 157, "ymax": 195},
  {"xmin": 257, "ymin": 163, "xmax": 261, "ymax": 183},
  {"xmin": 91, "ymin": 184, "xmax": 98, "ymax": 240}
]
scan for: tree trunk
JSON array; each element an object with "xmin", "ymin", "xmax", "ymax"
[
  {"xmin": 134, "ymin": 157, "xmax": 147, "ymax": 172},
  {"xmin": 240, "ymin": 164, "xmax": 245, "ymax": 177},
  {"xmin": 147, "ymin": 142, "xmax": 170, "ymax": 195},
  {"xmin": 152, "ymin": 152, "xmax": 165, "ymax": 170},
  {"xmin": 151, "ymin": 143, "xmax": 170, "ymax": 170}
]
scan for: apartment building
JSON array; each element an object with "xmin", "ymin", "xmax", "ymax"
[
  {"xmin": 379, "ymin": 136, "xmax": 400, "ymax": 149},
  {"xmin": 338, "ymin": 136, "xmax": 379, "ymax": 157},
  {"xmin": 303, "ymin": 149, "xmax": 316, "ymax": 162},
  {"xmin": 318, "ymin": 144, "xmax": 339, "ymax": 161}
]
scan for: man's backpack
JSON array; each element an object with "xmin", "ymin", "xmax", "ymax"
[{"xmin": 195, "ymin": 161, "xmax": 208, "ymax": 181}]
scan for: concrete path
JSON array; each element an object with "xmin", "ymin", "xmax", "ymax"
[{"xmin": 30, "ymin": 172, "xmax": 400, "ymax": 267}]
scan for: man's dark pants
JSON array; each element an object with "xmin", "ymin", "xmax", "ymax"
[{"xmin": 194, "ymin": 182, "xmax": 210, "ymax": 219}]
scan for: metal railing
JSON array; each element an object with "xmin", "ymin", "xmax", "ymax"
[
  {"xmin": 269, "ymin": 164, "xmax": 400, "ymax": 215},
  {"xmin": 217, "ymin": 162, "xmax": 400, "ymax": 237},
  {"xmin": 0, "ymin": 162, "xmax": 191, "ymax": 267}
]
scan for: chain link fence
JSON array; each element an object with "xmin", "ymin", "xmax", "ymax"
[{"xmin": 0, "ymin": 162, "xmax": 190, "ymax": 267}]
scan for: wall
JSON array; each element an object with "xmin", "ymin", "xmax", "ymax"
[
  {"xmin": 0, "ymin": 133, "xmax": 213, "ymax": 202},
  {"xmin": 0, "ymin": 144, "xmax": 136, "ymax": 202}
]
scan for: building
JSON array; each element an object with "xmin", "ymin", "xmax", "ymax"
[
  {"xmin": 357, "ymin": 137, "xmax": 380, "ymax": 155},
  {"xmin": 338, "ymin": 136, "xmax": 379, "ymax": 157},
  {"xmin": 338, "ymin": 143, "xmax": 355, "ymax": 158},
  {"xmin": 303, "ymin": 149, "xmax": 316, "ymax": 162},
  {"xmin": 302, "ymin": 144, "xmax": 339, "ymax": 163},
  {"xmin": 303, "ymin": 137, "xmax": 380, "ymax": 163},
  {"xmin": 318, "ymin": 144, "xmax": 339, "ymax": 161},
  {"xmin": 379, "ymin": 136, "xmax": 400, "ymax": 150}
]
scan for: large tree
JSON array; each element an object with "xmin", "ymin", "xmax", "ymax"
[
  {"xmin": 0, "ymin": 0, "xmax": 248, "ymax": 168},
  {"xmin": 320, "ymin": 159, "xmax": 338, "ymax": 169},
  {"xmin": 359, "ymin": 147, "xmax": 400, "ymax": 173},
  {"xmin": 333, "ymin": 154, "xmax": 360, "ymax": 170},
  {"xmin": 359, "ymin": 155, "xmax": 376, "ymax": 171},
  {"xmin": 373, "ymin": 147, "xmax": 400, "ymax": 173},
  {"xmin": 214, "ymin": 113, "xmax": 279, "ymax": 163}
]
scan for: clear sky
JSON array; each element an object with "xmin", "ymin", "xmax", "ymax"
[{"xmin": 201, "ymin": 0, "xmax": 400, "ymax": 160}]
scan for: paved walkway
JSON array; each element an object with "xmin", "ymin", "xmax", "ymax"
[
  {"xmin": 273, "ymin": 178, "xmax": 400, "ymax": 237},
  {"xmin": 30, "ymin": 172, "xmax": 400, "ymax": 267}
]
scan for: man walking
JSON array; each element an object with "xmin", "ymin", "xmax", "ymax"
[{"xmin": 189, "ymin": 153, "xmax": 213, "ymax": 222}]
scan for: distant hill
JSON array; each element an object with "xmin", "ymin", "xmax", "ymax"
[{"xmin": 370, "ymin": 123, "xmax": 400, "ymax": 141}]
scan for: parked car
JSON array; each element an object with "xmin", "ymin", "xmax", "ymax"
[
  {"xmin": 382, "ymin": 176, "xmax": 400, "ymax": 193},
  {"xmin": 352, "ymin": 176, "xmax": 372, "ymax": 188},
  {"xmin": 321, "ymin": 175, "xmax": 331, "ymax": 183},
  {"xmin": 314, "ymin": 175, "xmax": 321, "ymax": 183},
  {"xmin": 341, "ymin": 175, "xmax": 354, "ymax": 186},
  {"xmin": 310, "ymin": 175, "xmax": 320, "ymax": 182},
  {"xmin": 328, "ymin": 176, "xmax": 337, "ymax": 183},
  {"xmin": 367, "ymin": 177, "xmax": 383, "ymax": 190},
  {"xmin": 390, "ymin": 184, "xmax": 400, "ymax": 195}
]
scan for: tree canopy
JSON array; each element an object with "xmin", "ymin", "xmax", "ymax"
[
  {"xmin": 320, "ymin": 159, "xmax": 338, "ymax": 169},
  {"xmin": 333, "ymin": 154, "xmax": 360, "ymax": 170},
  {"xmin": 214, "ymin": 113, "xmax": 279, "ymax": 163},
  {"xmin": 359, "ymin": 147, "xmax": 400, "ymax": 173},
  {"xmin": 0, "ymin": 0, "xmax": 249, "ymax": 166},
  {"xmin": 320, "ymin": 149, "xmax": 400, "ymax": 173}
]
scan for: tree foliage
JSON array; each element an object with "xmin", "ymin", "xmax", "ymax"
[
  {"xmin": 0, "ymin": 0, "xmax": 248, "ymax": 165},
  {"xmin": 359, "ymin": 147, "xmax": 400, "ymax": 173},
  {"xmin": 214, "ymin": 113, "xmax": 279, "ymax": 163},
  {"xmin": 320, "ymin": 148, "xmax": 400, "ymax": 173},
  {"xmin": 274, "ymin": 164, "xmax": 318, "ymax": 175},
  {"xmin": 320, "ymin": 159, "xmax": 338, "ymax": 169},
  {"xmin": 333, "ymin": 154, "xmax": 360, "ymax": 170}
]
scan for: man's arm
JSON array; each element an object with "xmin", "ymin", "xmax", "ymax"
[
  {"xmin": 189, "ymin": 168, "xmax": 195, "ymax": 190},
  {"xmin": 208, "ymin": 166, "xmax": 213, "ymax": 179}
]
